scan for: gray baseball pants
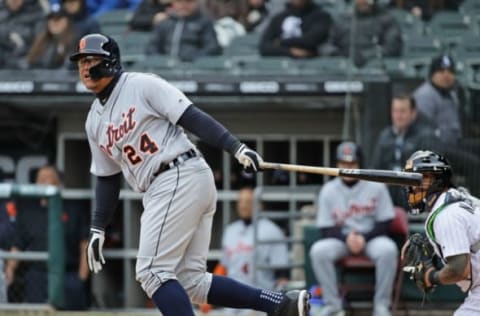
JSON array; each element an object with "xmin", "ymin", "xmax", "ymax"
[
  {"xmin": 309, "ymin": 236, "xmax": 398, "ymax": 310},
  {"xmin": 135, "ymin": 157, "xmax": 217, "ymax": 304}
]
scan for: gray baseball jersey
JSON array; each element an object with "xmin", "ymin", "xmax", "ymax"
[
  {"xmin": 425, "ymin": 189, "xmax": 480, "ymax": 301},
  {"xmin": 85, "ymin": 72, "xmax": 195, "ymax": 192},
  {"xmin": 221, "ymin": 218, "xmax": 288, "ymax": 290},
  {"xmin": 316, "ymin": 178, "xmax": 395, "ymax": 234}
]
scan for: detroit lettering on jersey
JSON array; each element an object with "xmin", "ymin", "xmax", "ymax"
[
  {"xmin": 100, "ymin": 107, "xmax": 136, "ymax": 156},
  {"xmin": 332, "ymin": 198, "xmax": 377, "ymax": 224}
]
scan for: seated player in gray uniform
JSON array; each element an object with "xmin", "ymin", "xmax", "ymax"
[
  {"xmin": 309, "ymin": 141, "xmax": 398, "ymax": 316},
  {"xmin": 69, "ymin": 33, "xmax": 310, "ymax": 316}
]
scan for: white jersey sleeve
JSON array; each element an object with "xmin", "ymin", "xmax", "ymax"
[
  {"xmin": 433, "ymin": 205, "xmax": 472, "ymax": 258},
  {"xmin": 140, "ymin": 74, "xmax": 192, "ymax": 124}
]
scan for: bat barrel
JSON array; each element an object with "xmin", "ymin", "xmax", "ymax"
[{"xmin": 338, "ymin": 169, "xmax": 422, "ymax": 186}]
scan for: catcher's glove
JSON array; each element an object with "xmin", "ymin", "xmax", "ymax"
[{"xmin": 401, "ymin": 233, "xmax": 436, "ymax": 295}]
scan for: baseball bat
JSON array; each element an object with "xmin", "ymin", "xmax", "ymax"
[{"xmin": 259, "ymin": 161, "xmax": 422, "ymax": 186}]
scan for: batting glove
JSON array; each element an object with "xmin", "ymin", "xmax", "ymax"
[
  {"xmin": 234, "ymin": 144, "xmax": 263, "ymax": 173},
  {"xmin": 87, "ymin": 228, "xmax": 105, "ymax": 273}
]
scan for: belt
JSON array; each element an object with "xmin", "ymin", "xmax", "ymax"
[{"xmin": 153, "ymin": 149, "xmax": 197, "ymax": 177}]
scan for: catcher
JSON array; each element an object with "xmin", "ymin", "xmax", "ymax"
[{"xmin": 401, "ymin": 150, "xmax": 480, "ymax": 314}]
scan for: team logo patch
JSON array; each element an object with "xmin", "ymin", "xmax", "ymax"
[{"xmin": 79, "ymin": 38, "xmax": 86, "ymax": 50}]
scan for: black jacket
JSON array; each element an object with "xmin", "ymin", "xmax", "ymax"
[
  {"xmin": 259, "ymin": 1, "xmax": 331, "ymax": 57},
  {"xmin": 146, "ymin": 10, "xmax": 222, "ymax": 61}
]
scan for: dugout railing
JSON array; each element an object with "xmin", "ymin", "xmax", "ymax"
[{"xmin": 0, "ymin": 184, "xmax": 64, "ymax": 310}]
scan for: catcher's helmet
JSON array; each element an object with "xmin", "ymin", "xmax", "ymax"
[
  {"xmin": 70, "ymin": 33, "xmax": 122, "ymax": 80},
  {"xmin": 404, "ymin": 150, "xmax": 453, "ymax": 213},
  {"xmin": 336, "ymin": 141, "xmax": 362, "ymax": 164}
]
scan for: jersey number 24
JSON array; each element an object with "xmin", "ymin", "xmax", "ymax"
[{"xmin": 123, "ymin": 133, "xmax": 159, "ymax": 165}]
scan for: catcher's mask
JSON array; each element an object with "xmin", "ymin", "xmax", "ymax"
[
  {"xmin": 70, "ymin": 33, "xmax": 122, "ymax": 80},
  {"xmin": 403, "ymin": 150, "xmax": 453, "ymax": 214}
]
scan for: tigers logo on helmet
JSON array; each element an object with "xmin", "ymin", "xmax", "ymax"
[{"xmin": 79, "ymin": 38, "xmax": 86, "ymax": 50}]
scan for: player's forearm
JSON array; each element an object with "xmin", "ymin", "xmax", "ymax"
[
  {"xmin": 429, "ymin": 253, "xmax": 470, "ymax": 286},
  {"xmin": 92, "ymin": 173, "xmax": 122, "ymax": 230}
]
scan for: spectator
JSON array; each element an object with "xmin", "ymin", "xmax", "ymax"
[
  {"xmin": 413, "ymin": 53, "xmax": 480, "ymax": 195},
  {"xmin": 201, "ymin": 187, "xmax": 289, "ymax": 315},
  {"xmin": 25, "ymin": 4, "xmax": 77, "ymax": 69},
  {"xmin": 6, "ymin": 165, "xmax": 90, "ymax": 308},
  {"xmin": 371, "ymin": 93, "xmax": 435, "ymax": 209},
  {"xmin": 205, "ymin": 0, "xmax": 247, "ymax": 48},
  {"xmin": 324, "ymin": 0, "xmax": 402, "ymax": 67},
  {"xmin": 61, "ymin": 0, "xmax": 101, "ymax": 43},
  {"xmin": 309, "ymin": 141, "xmax": 398, "ymax": 316},
  {"xmin": 259, "ymin": 0, "xmax": 331, "ymax": 58},
  {"xmin": 0, "ymin": 199, "xmax": 16, "ymax": 303},
  {"xmin": 129, "ymin": 0, "xmax": 171, "ymax": 31},
  {"xmin": 413, "ymin": 54, "xmax": 462, "ymax": 146},
  {"xmin": 145, "ymin": 0, "xmax": 221, "ymax": 62},
  {"xmin": 86, "ymin": 0, "xmax": 141, "ymax": 17},
  {"xmin": 0, "ymin": 0, "xmax": 45, "ymax": 69},
  {"xmin": 244, "ymin": 0, "xmax": 270, "ymax": 33}
]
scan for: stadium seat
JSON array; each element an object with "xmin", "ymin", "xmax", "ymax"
[
  {"xmin": 426, "ymin": 12, "xmax": 473, "ymax": 47},
  {"xmin": 406, "ymin": 56, "xmax": 432, "ymax": 79},
  {"xmin": 289, "ymin": 57, "xmax": 352, "ymax": 75},
  {"xmin": 112, "ymin": 32, "xmax": 151, "ymax": 64},
  {"xmin": 223, "ymin": 34, "xmax": 261, "ymax": 57},
  {"xmin": 364, "ymin": 58, "xmax": 414, "ymax": 78},
  {"xmin": 313, "ymin": 0, "xmax": 347, "ymax": 17},
  {"xmin": 132, "ymin": 55, "xmax": 181, "ymax": 74},
  {"xmin": 97, "ymin": 9, "xmax": 132, "ymax": 26},
  {"xmin": 402, "ymin": 34, "xmax": 442, "ymax": 58},
  {"xmin": 188, "ymin": 56, "xmax": 233, "ymax": 74},
  {"xmin": 229, "ymin": 56, "xmax": 291, "ymax": 75},
  {"xmin": 459, "ymin": 0, "xmax": 480, "ymax": 16},
  {"xmin": 389, "ymin": 8, "xmax": 425, "ymax": 36},
  {"xmin": 452, "ymin": 33, "xmax": 480, "ymax": 60}
]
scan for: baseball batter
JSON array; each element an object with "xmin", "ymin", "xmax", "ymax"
[
  {"xmin": 70, "ymin": 33, "xmax": 310, "ymax": 316},
  {"xmin": 309, "ymin": 142, "xmax": 398, "ymax": 316},
  {"xmin": 403, "ymin": 150, "xmax": 480, "ymax": 315}
]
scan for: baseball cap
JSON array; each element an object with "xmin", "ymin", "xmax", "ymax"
[
  {"xmin": 47, "ymin": 3, "xmax": 67, "ymax": 19},
  {"xmin": 429, "ymin": 54, "xmax": 455, "ymax": 76},
  {"xmin": 336, "ymin": 141, "xmax": 362, "ymax": 163}
]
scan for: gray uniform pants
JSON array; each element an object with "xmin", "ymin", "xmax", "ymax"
[
  {"xmin": 309, "ymin": 236, "xmax": 398, "ymax": 310},
  {"xmin": 135, "ymin": 157, "xmax": 217, "ymax": 303}
]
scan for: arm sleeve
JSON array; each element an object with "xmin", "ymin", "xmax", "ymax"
[
  {"xmin": 321, "ymin": 226, "xmax": 347, "ymax": 242},
  {"xmin": 363, "ymin": 219, "xmax": 392, "ymax": 241},
  {"xmin": 177, "ymin": 105, "xmax": 242, "ymax": 155},
  {"xmin": 91, "ymin": 173, "xmax": 122, "ymax": 230}
]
